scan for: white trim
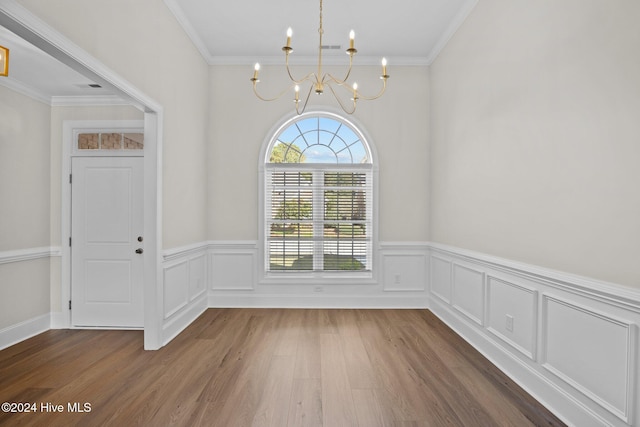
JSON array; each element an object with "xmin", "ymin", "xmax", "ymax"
[
  {"xmin": 0, "ymin": 76, "xmax": 50, "ymax": 104},
  {"xmin": 209, "ymin": 55, "xmax": 431, "ymax": 67},
  {"xmin": 0, "ymin": 0, "xmax": 162, "ymax": 112},
  {"xmin": 540, "ymin": 294, "xmax": 636, "ymax": 423},
  {"xmin": 163, "ymin": 0, "xmax": 214, "ymax": 64},
  {"xmin": 163, "ymin": 241, "xmax": 210, "ymax": 262},
  {"xmin": 429, "ymin": 242, "xmax": 640, "ymax": 312},
  {"xmin": 424, "ymin": 0, "xmax": 479, "ymax": 65},
  {"xmin": 427, "ymin": 242, "xmax": 640, "ymax": 427},
  {"xmin": 160, "ymin": 242, "xmax": 209, "ymax": 345},
  {"xmin": 429, "ymin": 297, "xmax": 608, "ymax": 427},
  {"xmin": 0, "ymin": 78, "xmax": 131, "ymax": 106},
  {"xmin": 51, "ymin": 95, "xmax": 130, "ymax": 107},
  {"xmin": 208, "ymin": 294, "xmax": 428, "ymax": 309},
  {"xmin": 162, "ymin": 293, "xmax": 207, "ymax": 346},
  {"xmin": 61, "ymin": 120, "xmax": 146, "ymax": 332},
  {"xmin": 258, "ymin": 109, "xmax": 380, "ymax": 284},
  {"xmin": 0, "ymin": 246, "xmax": 61, "ymax": 264},
  {"xmin": 0, "ymin": 1, "xmax": 164, "ymax": 350},
  {"xmin": 0, "ymin": 313, "xmax": 50, "ymax": 351}
]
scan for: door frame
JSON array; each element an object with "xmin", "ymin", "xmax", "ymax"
[
  {"xmin": 0, "ymin": 2, "xmax": 164, "ymax": 349},
  {"xmin": 65, "ymin": 122, "xmax": 145, "ymax": 329}
]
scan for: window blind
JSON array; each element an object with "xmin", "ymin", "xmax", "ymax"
[{"xmin": 266, "ymin": 165, "xmax": 372, "ymax": 272}]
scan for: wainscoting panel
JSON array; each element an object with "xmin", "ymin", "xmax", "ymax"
[
  {"xmin": 161, "ymin": 243, "xmax": 208, "ymax": 345},
  {"xmin": 163, "ymin": 260, "xmax": 189, "ymax": 319},
  {"xmin": 542, "ymin": 295, "xmax": 635, "ymax": 423},
  {"xmin": 210, "ymin": 242, "xmax": 257, "ymax": 291},
  {"xmin": 381, "ymin": 244, "xmax": 428, "ymax": 292},
  {"xmin": 486, "ymin": 276, "xmax": 537, "ymax": 360},
  {"xmin": 430, "ymin": 255, "xmax": 452, "ymax": 303},
  {"xmin": 428, "ymin": 242, "xmax": 640, "ymax": 427},
  {"xmin": 452, "ymin": 263, "xmax": 484, "ymax": 326},
  {"xmin": 189, "ymin": 254, "xmax": 206, "ymax": 301},
  {"xmin": 208, "ymin": 241, "xmax": 429, "ymax": 308}
]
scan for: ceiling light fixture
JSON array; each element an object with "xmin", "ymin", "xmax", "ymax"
[
  {"xmin": 0, "ymin": 45, "xmax": 9, "ymax": 77},
  {"xmin": 250, "ymin": 0, "xmax": 389, "ymax": 115}
]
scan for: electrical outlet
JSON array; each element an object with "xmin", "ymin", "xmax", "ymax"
[
  {"xmin": 394, "ymin": 274, "xmax": 401, "ymax": 284},
  {"xmin": 505, "ymin": 314, "xmax": 514, "ymax": 332}
]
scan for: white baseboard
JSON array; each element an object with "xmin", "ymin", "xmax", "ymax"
[
  {"xmin": 0, "ymin": 313, "xmax": 50, "ymax": 351},
  {"xmin": 427, "ymin": 243, "xmax": 640, "ymax": 427},
  {"xmin": 3, "ymin": 239, "xmax": 637, "ymax": 427},
  {"xmin": 162, "ymin": 293, "xmax": 207, "ymax": 346},
  {"xmin": 50, "ymin": 310, "xmax": 70, "ymax": 329},
  {"xmin": 429, "ymin": 298, "xmax": 608, "ymax": 427},
  {"xmin": 209, "ymin": 294, "xmax": 428, "ymax": 309}
]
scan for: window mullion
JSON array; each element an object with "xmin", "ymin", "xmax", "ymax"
[{"xmin": 312, "ymin": 170, "xmax": 324, "ymax": 271}]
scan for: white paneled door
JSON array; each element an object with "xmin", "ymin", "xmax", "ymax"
[{"xmin": 71, "ymin": 157, "xmax": 144, "ymax": 327}]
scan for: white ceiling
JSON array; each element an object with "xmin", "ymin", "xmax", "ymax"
[
  {"xmin": 0, "ymin": 0, "xmax": 477, "ymax": 101},
  {"xmin": 165, "ymin": 0, "xmax": 478, "ymax": 65},
  {"xmin": 0, "ymin": 26, "xmax": 114, "ymax": 103}
]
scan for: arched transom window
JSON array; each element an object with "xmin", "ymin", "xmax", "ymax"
[{"xmin": 264, "ymin": 113, "xmax": 374, "ymax": 275}]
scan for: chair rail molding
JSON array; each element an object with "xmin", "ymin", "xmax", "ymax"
[
  {"xmin": 0, "ymin": 246, "xmax": 61, "ymax": 264},
  {"xmin": 426, "ymin": 241, "xmax": 640, "ymax": 427}
]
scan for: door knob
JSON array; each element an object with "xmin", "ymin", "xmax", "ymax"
[{"xmin": 135, "ymin": 248, "xmax": 144, "ymax": 254}]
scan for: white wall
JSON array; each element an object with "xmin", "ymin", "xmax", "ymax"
[
  {"xmin": 429, "ymin": 0, "xmax": 640, "ymax": 288},
  {"xmin": 0, "ymin": 86, "xmax": 51, "ymax": 331},
  {"xmin": 208, "ymin": 64, "xmax": 430, "ymax": 242},
  {"xmin": 0, "ymin": 86, "xmax": 51, "ymax": 252},
  {"xmin": 206, "ymin": 64, "xmax": 430, "ymax": 305},
  {"xmin": 19, "ymin": 0, "xmax": 210, "ymax": 250}
]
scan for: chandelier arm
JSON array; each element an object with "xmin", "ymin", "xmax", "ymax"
[
  {"xmin": 351, "ymin": 77, "xmax": 389, "ymax": 101},
  {"xmin": 284, "ymin": 58, "xmax": 318, "ymax": 85},
  {"xmin": 322, "ymin": 54, "xmax": 355, "ymax": 86},
  {"xmin": 323, "ymin": 71, "xmax": 354, "ymax": 88},
  {"xmin": 326, "ymin": 82, "xmax": 356, "ymax": 115},
  {"xmin": 252, "ymin": 81, "xmax": 299, "ymax": 102},
  {"xmin": 295, "ymin": 83, "xmax": 315, "ymax": 115}
]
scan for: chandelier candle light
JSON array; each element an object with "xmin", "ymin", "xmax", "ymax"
[{"xmin": 250, "ymin": 0, "xmax": 389, "ymax": 114}]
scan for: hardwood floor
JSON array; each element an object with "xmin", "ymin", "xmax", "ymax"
[{"xmin": 0, "ymin": 309, "xmax": 566, "ymax": 426}]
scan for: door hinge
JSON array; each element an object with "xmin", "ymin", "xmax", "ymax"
[
  {"xmin": 68, "ymin": 300, "xmax": 72, "ymax": 310},
  {"xmin": 69, "ymin": 174, "xmax": 72, "ymax": 184},
  {"xmin": 69, "ymin": 237, "xmax": 72, "ymax": 247}
]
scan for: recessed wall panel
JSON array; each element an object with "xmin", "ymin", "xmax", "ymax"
[
  {"xmin": 189, "ymin": 254, "xmax": 206, "ymax": 300},
  {"xmin": 487, "ymin": 276, "xmax": 537, "ymax": 359},
  {"xmin": 211, "ymin": 253, "xmax": 255, "ymax": 290},
  {"xmin": 452, "ymin": 263, "xmax": 484, "ymax": 325},
  {"xmin": 163, "ymin": 261, "xmax": 189, "ymax": 318},
  {"xmin": 430, "ymin": 256, "xmax": 452, "ymax": 303},
  {"xmin": 543, "ymin": 296, "xmax": 634, "ymax": 422},
  {"xmin": 383, "ymin": 254, "xmax": 426, "ymax": 291}
]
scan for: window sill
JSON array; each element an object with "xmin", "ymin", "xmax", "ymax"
[{"xmin": 259, "ymin": 271, "xmax": 376, "ymax": 286}]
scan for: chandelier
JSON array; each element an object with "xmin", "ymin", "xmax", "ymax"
[
  {"xmin": 250, "ymin": 0, "xmax": 389, "ymax": 115},
  {"xmin": 0, "ymin": 45, "xmax": 8, "ymax": 77}
]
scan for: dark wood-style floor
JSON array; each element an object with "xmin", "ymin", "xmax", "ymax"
[{"xmin": 0, "ymin": 309, "xmax": 566, "ymax": 426}]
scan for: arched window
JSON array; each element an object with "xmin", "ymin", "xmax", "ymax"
[{"xmin": 263, "ymin": 112, "xmax": 375, "ymax": 275}]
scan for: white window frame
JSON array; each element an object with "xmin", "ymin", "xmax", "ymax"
[{"xmin": 258, "ymin": 110, "xmax": 379, "ymax": 284}]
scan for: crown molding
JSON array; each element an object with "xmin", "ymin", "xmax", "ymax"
[
  {"xmin": 209, "ymin": 55, "xmax": 431, "ymax": 67},
  {"xmin": 163, "ymin": 0, "xmax": 215, "ymax": 64},
  {"xmin": 51, "ymin": 94, "xmax": 130, "ymax": 107},
  {"xmin": 425, "ymin": 0, "xmax": 479, "ymax": 65},
  {"xmin": 0, "ymin": 75, "xmax": 50, "ymax": 104}
]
